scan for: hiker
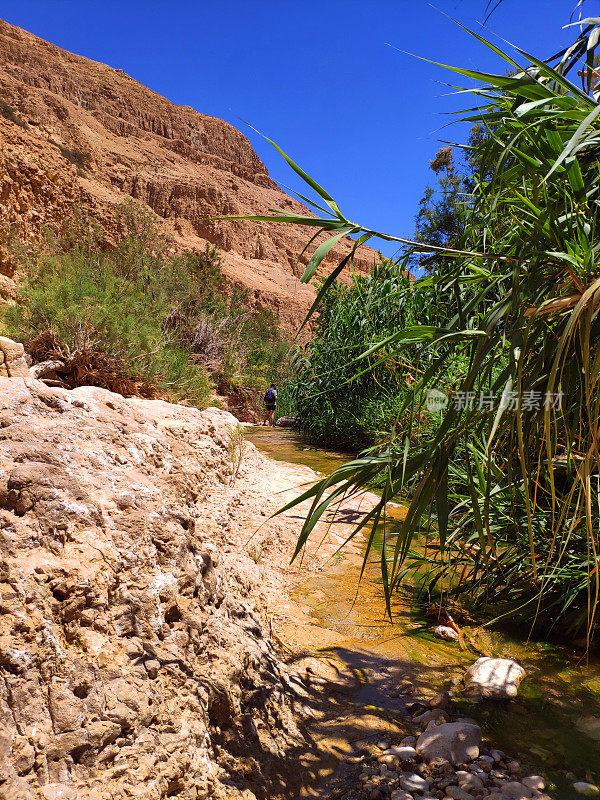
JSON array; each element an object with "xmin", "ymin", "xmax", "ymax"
[{"xmin": 262, "ymin": 384, "xmax": 277, "ymax": 426}]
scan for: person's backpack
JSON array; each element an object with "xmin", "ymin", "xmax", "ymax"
[{"xmin": 264, "ymin": 388, "xmax": 276, "ymax": 404}]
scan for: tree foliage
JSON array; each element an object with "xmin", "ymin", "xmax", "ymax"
[{"xmin": 232, "ymin": 11, "xmax": 600, "ymax": 637}]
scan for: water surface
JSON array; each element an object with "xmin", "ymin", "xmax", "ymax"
[{"xmin": 247, "ymin": 426, "xmax": 600, "ymax": 800}]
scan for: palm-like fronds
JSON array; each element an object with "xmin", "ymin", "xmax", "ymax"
[{"xmin": 229, "ymin": 15, "xmax": 600, "ymax": 637}]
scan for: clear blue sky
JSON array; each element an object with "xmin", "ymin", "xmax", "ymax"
[{"xmin": 2, "ymin": 0, "xmax": 597, "ymax": 259}]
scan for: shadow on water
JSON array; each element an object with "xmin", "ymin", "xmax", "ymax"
[{"xmin": 247, "ymin": 426, "xmax": 600, "ymax": 800}]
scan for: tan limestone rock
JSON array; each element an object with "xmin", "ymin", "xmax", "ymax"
[{"xmin": 0, "ymin": 18, "xmax": 380, "ymax": 330}]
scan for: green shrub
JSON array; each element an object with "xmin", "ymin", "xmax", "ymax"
[
  {"xmin": 5, "ymin": 205, "xmax": 289, "ymax": 411},
  {"xmin": 4, "ymin": 209, "xmax": 215, "ymax": 404},
  {"xmin": 284, "ymin": 256, "xmax": 466, "ymax": 448}
]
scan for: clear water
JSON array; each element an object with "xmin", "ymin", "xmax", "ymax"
[{"xmin": 247, "ymin": 426, "xmax": 600, "ymax": 800}]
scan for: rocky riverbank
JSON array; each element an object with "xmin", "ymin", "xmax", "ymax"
[
  {"xmin": 342, "ymin": 691, "xmax": 550, "ymax": 800},
  {"xmin": 0, "ymin": 374, "xmax": 556, "ymax": 800},
  {"xmin": 0, "ymin": 376, "xmax": 350, "ymax": 800}
]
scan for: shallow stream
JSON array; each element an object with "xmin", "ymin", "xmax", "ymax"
[{"xmin": 247, "ymin": 426, "xmax": 600, "ymax": 800}]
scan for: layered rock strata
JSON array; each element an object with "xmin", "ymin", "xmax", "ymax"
[{"xmin": 0, "ymin": 18, "xmax": 375, "ymax": 329}]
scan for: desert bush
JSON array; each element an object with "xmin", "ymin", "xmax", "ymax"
[
  {"xmin": 4, "ymin": 210, "xmax": 215, "ymax": 404},
  {"xmin": 5, "ymin": 206, "xmax": 289, "ymax": 410},
  {"xmin": 227, "ymin": 423, "xmax": 248, "ymax": 484}
]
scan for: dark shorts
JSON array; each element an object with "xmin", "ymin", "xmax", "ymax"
[{"xmin": 266, "ymin": 405, "xmax": 276, "ymax": 411}]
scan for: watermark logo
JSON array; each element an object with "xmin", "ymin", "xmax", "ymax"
[
  {"xmin": 424, "ymin": 388, "xmax": 564, "ymax": 413},
  {"xmin": 426, "ymin": 388, "xmax": 449, "ymax": 412}
]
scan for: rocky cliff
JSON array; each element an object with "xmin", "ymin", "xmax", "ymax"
[
  {"xmin": 0, "ymin": 377, "xmax": 318, "ymax": 800},
  {"xmin": 0, "ymin": 18, "xmax": 374, "ymax": 330}
]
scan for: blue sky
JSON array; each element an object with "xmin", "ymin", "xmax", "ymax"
[{"xmin": 2, "ymin": 0, "xmax": 597, "ymax": 259}]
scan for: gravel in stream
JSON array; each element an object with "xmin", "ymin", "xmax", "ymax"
[{"xmin": 344, "ymin": 692, "xmax": 552, "ymax": 800}]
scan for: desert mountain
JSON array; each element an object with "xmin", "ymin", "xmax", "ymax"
[{"xmin": 0, "ymin": 18, "xmax": 375, "ymax": 330}]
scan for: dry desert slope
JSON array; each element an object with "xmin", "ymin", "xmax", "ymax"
[{"xmin": 0, "ymin": 18, "xmax": 375, "ymax": 330}]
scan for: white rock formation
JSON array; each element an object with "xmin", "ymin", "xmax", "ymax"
[{"xmin": 464, "ymin": 657, "xmax": 526, "ymax": 699}]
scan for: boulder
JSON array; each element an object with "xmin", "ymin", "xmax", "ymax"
[
  {"xmin": 0, "ymin": 337, "xmax": 30, "ymax": 378},
  {"xmin": 434, "ymin": 625, "xmax": 459, "ymax": 641},
  {"xmin": 416, "ymin": 721, "xmax": 482, "ymax": 765},
  {"xmin": 464, "ymin": 657, "xmax": 526, "ymax": 699}
]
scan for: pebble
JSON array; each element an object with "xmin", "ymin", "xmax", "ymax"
[
  {"xmin": 573, "ymin": 784, "xmax": 600, "ymax": 796},
  {"xmin": 379, "ymin": 754, "xmax": 399, "ymax": 768},
  {"xmin": 446, "ymin": 786, "xmax": 474, "ymax": 800},
  {"xmin": 434, "ymin": 625, "xmax": 460, "ymax": 641},
  {"xmin": 413, "ymin": 708, "xmax": 449, "ymax": 727},
  {"xmin": 470, "ymin": 766, "xmax": 487, "ymax": 777},
  {"xmin": 401, "ymin": 736, "xmax": 418, "ymax": 747},
  {"xmin": 391, "ymin": 792, "xmax": 414, "ymax": 800},
  {"xmin": 491, "ymin": 750, "xmax": 506, "ymax": 763},
  {"xmin": 522, "ymin": 777, "xmax": 546, "ymax": 791},
  {"xmin": 456, "ymin": 770, "xmax": 484, "ymax": 790},
  {"xmin": 384, "ymin": 746, "xmax": 417, "ymax": 762},
  {"xmin": 401, "ymin": 773, "xmax": 430, "ymax": 793},
  {"xmin": 500, "ymin": 781, "xmax": 533, "ymax": 799}
]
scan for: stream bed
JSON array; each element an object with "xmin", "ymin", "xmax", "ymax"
[{"xmin": 247, "ymin": 426, "xmax": 600, "ymax": 800}]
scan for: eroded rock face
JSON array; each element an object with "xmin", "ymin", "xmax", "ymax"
[
  {"xmin": 0, "ymin": 378, "xmax": 304, "ymax": 799},
  {"xmin": 0, "ymin": 17, "xmax": 377, "ymax": 329}
]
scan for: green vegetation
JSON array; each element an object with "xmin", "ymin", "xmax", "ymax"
[
  {"xmin": 287, "ymin": 256, "xmax": 463, "ymax": 447},
  {"xmin": 5, "ymin": 205, "xmax": 289, "ymax": 408},
  {"xmin": 233, "ymin": 12, "xmax": 600, "ymax": 639},
  {"xmin": 227, "ymin": 422, "xmax": 249, "ymax": 484}
]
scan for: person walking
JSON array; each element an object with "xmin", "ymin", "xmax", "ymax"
[{"xmin": 262, "ymin": 384, "xmax": 277, "ymax": 426}]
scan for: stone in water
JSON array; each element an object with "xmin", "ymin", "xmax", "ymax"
[
  {"xmin": 464, "ymin": 657, "xmax": 526, "ymax": 699},
  {"xmin": 434, "ymin": 625, "xmax": 459, "ymax": 641}
]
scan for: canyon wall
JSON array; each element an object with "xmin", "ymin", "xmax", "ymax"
[{"xmin": 0, "ymin": 18, "xmax": 375, "ymax": 330}]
